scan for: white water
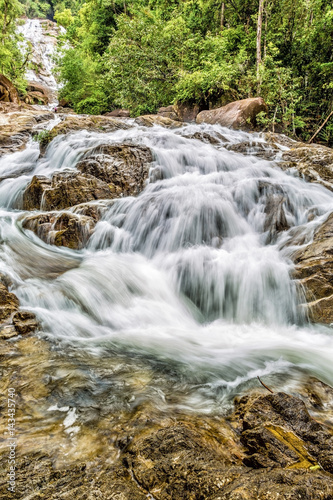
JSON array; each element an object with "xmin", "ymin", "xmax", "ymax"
[
  {"xmin": 1, "ymin": 122, "xmax": 333, "ymax": 409},
  {"xmin": 18, "ymin": 19, "xmax": 62, "ymax": 105}
]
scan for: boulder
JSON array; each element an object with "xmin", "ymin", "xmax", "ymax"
[
  {"xmin": 280, "ymin": 142, "xmax": 333, "ymax": 192},
  {"xmin": 0, "ymin": 74, "xmax": 20, "ymax": 104},
  {"xmin": 292, "ymin": 212, "xmax": 333, "ymax": 323},
  {"xmin": 76, "ymin": 144, "xmax": 153, "ymax": 198},
  {"xmin": 22, "ymin": 172, "xmax": 114, "ymax": 211},
  {"xmin": 104, "ymin": 109, "xmax": 130, "ymax": 118},
  {"xmin": 196, "ymin": 97, "xmax": 268, "ymax": 129},
  {"xmin": 264, "ymin": 194, "xmax": 290, "ymax": 243},
  {"xmin": 22, "ymin": 211, "xmax": 96, "ymax": 249},
  {"xmin": 157, "ymin": 105, "xmax": 180, "ymax": 121},
  {"xmin": 175, "ymin": 102, "xmax": 202, "ymax": 122},
  {"xmin": 135, "ymin": 114, "xmax": 183, "ymax": 128}
]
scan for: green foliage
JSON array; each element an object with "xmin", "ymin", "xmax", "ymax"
[
  {"xmin": 0, "ymin": 0, "xmax": 27, "ymax": 88},
  {"xmin": 54, "ymin": 0, "xmax": 333, "ymax": 144}
]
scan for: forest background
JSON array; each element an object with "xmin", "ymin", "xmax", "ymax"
[{"xmin": 1, "ymin": 0, "xmax": 333, "ymax": 143}]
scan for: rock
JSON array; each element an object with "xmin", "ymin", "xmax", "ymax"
[
  {"xmin": 227, "ymin": 140, "xmax": 280, "ymax": 160},
  {"xmin": 25, "ymin": 81, "xmax": 51, "ymax": 105},
  {"xmin": 280, "ymin": 142, "xmax": 333, "ymax": 191},
  {"xmin": 12, "ymin": 311, "xmax": 38, "ymax": 335},
  {"xmin": 105, "ymin": 109, "xmax": 130, "ymax": 117},
  {"xmin": 182, "ymin": 130, "xmax": 229, "ymax": 145},
  {"xmin": 235, "ymin": 392, "xmax": 333, "ymax": 473},
  {"xmin": 157, "ymin": 105, "xmax": 180, "ymax": 121},
  {"xmin": 0, "ymin": 283, "xmax": 19, "ymax": 322},
  {"xmin": 59, "ymin": 97, "xmax": 70, "ymax": 107},
  {"xmin": 292, "ymin": 212, "xmax": 333, "ymax": 323},
  {"xmin": 196, "ymin": 97, "xmax": 268, "ymax": 129},
  {"xmin": 22, "ymin": 211, "xmax": 96, "ymax": 249},
  {"xmin": 22, "ymin": 172, "xmax": 115, "ymax": 211},
  {"xmin": 76, "ymin": 144, "xmax": 153, "ymax": 198},
  {"xmin": 0, "ymin": 74, "xmax": 20, "ymax": 104},
  {"xmin": 264, "ymin": 194, "xmax": 290, "ymax": 243},
  {"xmin": 175, "ymin": 102, "xmax": 202, "ymax": 122},
  {"xmin": 135, "ymin": 114, "xmax": 183, "ymax": 128},
  {"xmin": 0, "ymin": 107, "xmax": 55, "ymax": 156},
  {"xmin": 41, "ymin": 115, "xmax": 131, "ymax": 149}
]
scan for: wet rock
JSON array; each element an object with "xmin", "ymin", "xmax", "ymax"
[
  {"xmin": 264, "ymin": 194, "xmax": 290, "ymax": 243},
  {"xmin": 292, "ymin": 212, "xmax": 333, "ymax": 323},
  {"xmin": 77, "ymin": 144, "xmax": 153, "ymax": 197},
  {"xmin": 135, "ymin": 114, "xmax": 183, "ymax": 128},
  {"xmin": 196, "ymin": 98, "xmax": 268, "ymax": 129},
  {"xmin": 235, "ymin": 392, "xmax": 333, "ymax": 473},
  {"xmin": 182, "ymin": 130, "xmax": 229, "ymax": 145},
  {"xmin": 26, "ymin": 81, "xmax": 50, "ymax": 105},
  {"xmin": 22, "ymin": 172, "xmax": 115, "ymax": 211},
  {"xmin": 13, "ymin": 311, "xmax": 38, "ymax": 335},
  {"xmin": 40, "ymin": 115, "xmax": 131, "ymax": 150},
  {"xmin": 280, "ymin": 142, "xmax": 333, "ymax": 191},
  {"xmin": 0, "ymin": 283, "xmax": 19, "ymax": 322},
  {"xmin": 264, "ymin": 132, "xmax": 298, "ymax": 149},
  {"xmin": 22, "ymin": 211, "xmax": 96, "ymax": 249},
  {"xmin": 0, "ymin": 108, "xmax": 55, "ymax": 156},
  {"xmin": 227, "ymin": 140, "xmax": 280, "ymax": 160}
]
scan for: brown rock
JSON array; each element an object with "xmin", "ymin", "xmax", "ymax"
[
  {"xmin": 0, "ymin": 74, "xmax": 20, "ymax": 104},
  {"xmin": 22, "ymin": 172, "xmax": 114, "ymax": 211},
  {"xmin": 12, "ymin": 311, "xmax": 38, "ymax": 335},
  {"xmin": 77, "ymin": 144, "xmax": 153, "ymax": 198},
  {"xmin": 105, "ymin": 109, "xmax": 130, "ymax": 117},
  {"xmin": 280, "ymin": 142, "xmax": 333, "ymax": 192},
  {"xmin": 22, "ymin": 211, "xmax": 96, "ymax": 249},
  {"xmin": 0, "ymin": 283, "xmax": 19, "ymax": 322},
  {"xmin": 196, "ymin": 97, "xmax": 268, "ymax": 129},
  {"xmin": 157, "ymin": 105, "xmax": 180, "ymax": 121},
  {"xmin": 135, "ymin": 114, "xmax": 183, "ymax": 128},
  {"xmin": 264, "ymin": 194, "xmax": 290, "ymax": 243},
  {"xmin": 292, "ymin": 212, "xmax": 333, "ymax": 323},
  {"xmin": 235, "ymin": 392, "xmax": 333, "ymax": 473},
  {"xmin": 175, "ymin": 102, "xmax": 202, "ymax": 122}
]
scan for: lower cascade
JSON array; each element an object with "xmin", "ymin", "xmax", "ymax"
[{"xmin": 1, "ymin": 122, "xmax": 333, "ymax": 409}]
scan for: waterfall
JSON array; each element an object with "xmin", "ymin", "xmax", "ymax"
[{"xmin": 1, "ymin": 121, "xmax": 333, "ymax": 407}]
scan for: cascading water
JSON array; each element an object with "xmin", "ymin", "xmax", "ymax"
[{"xmin": 1, "ymin": 122, "xmax": 333, "ymax": 410}]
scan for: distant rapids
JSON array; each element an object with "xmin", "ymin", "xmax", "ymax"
[{"xmin": 1, "ymin": 120, "xmax": 333, "ymax": 410}]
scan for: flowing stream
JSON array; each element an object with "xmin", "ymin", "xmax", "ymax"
[
  {"xmin": 1, "ymin": 20, "xmax": 333, "ymax": 424},
  {"xmin": 1, "ymin": 123, "xmax": 333, "ymax": 413}
]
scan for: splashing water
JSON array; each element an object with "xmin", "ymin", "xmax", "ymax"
[{"xmin": 1, "ymin": 122, "xmax": 333, "ymax": 410}]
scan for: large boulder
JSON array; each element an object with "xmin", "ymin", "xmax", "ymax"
[
  {"xmin": 292, "ymin": 212, "xmax": 333, "ymax": 323},
  {"xmin": 76, "ymin": 144, "xmax": 153, "ymax": 198},
  {"xmin": 22, "ymin": 172, "xmax": 115, "ymax": 211},
  {"xmin": 0, "ymin": 74, "xmax": 20, "ymax": 104},
  {"xmin": 24, "ymin": 81, "xmax": 50, "ymax": 105},
  {"xmin": 196, "ymin": 97, "xmax": 267, "ymax": 129},
  {"xmin": 280, "ymin": 142, "xmax": 333, "ymax": 192}
]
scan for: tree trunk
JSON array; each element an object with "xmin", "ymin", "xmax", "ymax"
[
  {"xmin": 220, "ymin": 2, "xmax": 225, "ymax": 30},
  {"xmin": 256, "ymin": 0, "xmax": 265, "ymax": 93}
]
